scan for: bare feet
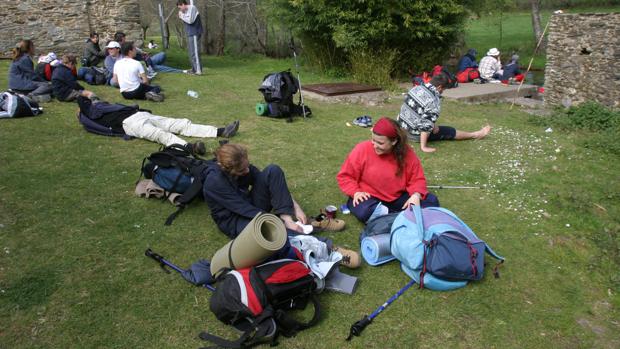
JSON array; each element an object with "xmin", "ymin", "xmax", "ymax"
[
  {"xmin": 473, "ymin": 125, "xmax": 491, "ymax": 139},
  {"xmin": 420, "ymin": 146, "xmax": 436, "ymax": 153}
]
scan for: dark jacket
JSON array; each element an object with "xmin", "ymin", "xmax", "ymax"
[
  {"xmin": 83, "ymin": 40, "xmax": 105, "ymax": 67},
  {"xmin": 501, "ymin": 61, "xmax": 522, "ymax": 80},
  {"xmin": 8, "ymin": 55, "xmax": 40, "ymax": 91},
  {"xmin": 457, "ymin": 53, "xmax": 478, "ymax": 73},
  {"xmin": 51, "ymin": 65, "xmax": 83, "ymax": 101},
  {"xmin": 202, "ymin": 162, "xmax": 263, "ymax": 237}
]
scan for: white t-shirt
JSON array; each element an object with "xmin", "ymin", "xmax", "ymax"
[{"xmin": 113, "ymin": 58, "xmax": 145, "ymax": 93}]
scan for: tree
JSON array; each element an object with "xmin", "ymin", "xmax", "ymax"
[{"xmin": 530, "ymin": 0, "xmax": 547, "ymax": 52}]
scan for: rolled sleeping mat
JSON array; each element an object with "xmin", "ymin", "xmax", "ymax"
[
  {"xmin": 210, "ymin": 213, "xmax": 287, "ymax": 277},
  {"xmin": 255, "ymin": 102, "xmax": 268, "ymax": 116},
  {"xmin": 361, "ymin": 234, "xmax": 396, "ymax": 266}
]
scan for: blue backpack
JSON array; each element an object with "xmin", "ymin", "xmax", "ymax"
[{"xmin": 390, "ymin": 205, "xmax": 504, "ymax": 291}]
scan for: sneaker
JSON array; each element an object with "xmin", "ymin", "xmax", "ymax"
[
  {"xmin": 333, "ymin": 246, "xmax": 361, "ymax": 269},
  {"xmin": 310, "ymin": 213, "xmax": 346, "ymax": 232},
  {"xmin": 145, "ymin": 91, "xmax": 164, "ymax": 102},
  {"xmin": 190, "ymin": 141, "xmax": 206, "ymax": 156},
  {"xmin": 353, "ymin": 115, "xmax": 370, "ymax": 128},
  {"xmin": 221, "ymin": 120, "xmax": 240, "ymax": 138}
]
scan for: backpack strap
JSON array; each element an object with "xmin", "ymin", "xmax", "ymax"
[
  {"xmin": 163, "ymin": 161, "xmax": 208, "ymax": 226},
  {"xmin": 410, "ymin": 205, "xmax": 429, "ymax": 289},
  {"xmin": 198, "ymin": 309, "xmax": 277, "ymax": 349},
  {"xmin": 273, "ymin": 293, "xmax": 321, "ymax": 337}
]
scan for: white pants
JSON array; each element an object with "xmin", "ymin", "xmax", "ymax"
[{"xmin": 122, "ymin": 111, "xmax": 217, "ymax": 146}]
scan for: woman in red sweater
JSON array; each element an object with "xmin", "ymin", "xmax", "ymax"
[{"xmin": 337, "ymin": 117, "xmax": 439, "ymax": 222}]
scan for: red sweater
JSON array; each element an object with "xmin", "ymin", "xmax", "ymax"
[{"xmin": 336, "ymin": 140, "xmax": 428, "ymax": 202}]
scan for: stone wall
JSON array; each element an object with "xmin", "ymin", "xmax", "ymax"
[
  {"xmin": 544, "ymin": 13, "xmax": 620, "ymax": 108},
  {"xmin": 0, "ymin": 0, "xmax": 142, "ymax": 58}
]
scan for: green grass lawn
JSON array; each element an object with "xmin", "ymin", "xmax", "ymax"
[{"xmin": 1, "ymin": 47, "xmax": 619, "ymax": 348}]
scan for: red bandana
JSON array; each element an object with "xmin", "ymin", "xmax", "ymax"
[{"xmin": 372, "ymin": 117, "xmax": 397, "ymax": 138}]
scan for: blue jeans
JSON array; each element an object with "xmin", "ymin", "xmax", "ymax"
[{"xmin": 150, "ymin": 52, "xmax": 183, "ymax": 73}]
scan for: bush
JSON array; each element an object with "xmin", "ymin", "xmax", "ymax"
[
  {"xmin": 263, "ymin": 1, "xmax": 466, "ymax": 78},
  {"xmin": 349, "ymin": 48, "xmax": 398, "ymax": 89}
]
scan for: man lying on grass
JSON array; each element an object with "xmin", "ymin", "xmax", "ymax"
[{"xmin": 397, "ymin": 74, "xmax": 491, "ymax": 153}]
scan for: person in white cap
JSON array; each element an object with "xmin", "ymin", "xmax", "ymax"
[
  {"xmin": 478, "ymin": 48, "xmax": 503, "ymax": 81},
  {"xmin": 103, "ymin": 41, "xmax": 122, "ymax": 87}
]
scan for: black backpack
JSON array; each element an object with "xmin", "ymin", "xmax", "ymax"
[
  {"xmin": 258, "ymin": 70, "xmax": 311, "ymax": 120},
  {"xmin": 140, "ymin": 144, "xmax": 211, "ymax": 225},
  {"xmin": 200, "ymin": 259, "xmax": 320, "ymax": 348},
  {"xmin": 0, "ymin": 91, "xmax": 42, "ymax": 119}
]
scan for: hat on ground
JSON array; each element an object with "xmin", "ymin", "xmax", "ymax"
[
  {"xmin": 487, "ymin": 48, "xmax": 500, "ymax": 56},
  {"xmin": 106, "ymin": 41, "xmax": 121, "ymax": 49}
]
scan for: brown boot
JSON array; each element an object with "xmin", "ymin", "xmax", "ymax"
[
  {"xmin": 310, "ymin": 213, "xmax": 346, "ymax": 232},
  {"xmin": 333, "ymin": 246, "xmax": 361, "ymax": 269}
]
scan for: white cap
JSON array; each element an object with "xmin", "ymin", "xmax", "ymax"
[
  {"xmin": 487, "ymin": 48, "xmax": 500, "ymax": 56},
  {"xmin": 106, "ymin": 41, "xmax": 121, "ymax": 49}
]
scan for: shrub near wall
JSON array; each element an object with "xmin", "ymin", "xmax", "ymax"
[{"xmin": 264, "ymin": 1, "xmax": 466, "ymax": 84}]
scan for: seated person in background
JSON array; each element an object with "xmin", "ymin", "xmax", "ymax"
[
  {"xmin": 114, "ymin": 33, "xmax": 186, "ymax": 76},
  {"xmin": 478, "ymin": 48, "xmax": 503, "ymax": 81},
  {"xmin": 500, "ymin": 54, "xmax": 525, "ymax": 83},
  {"xmin": 457, "ymin": 48, "xmax": 478, "ymax": 73},
  {"xmin": 397, "ymin": 74, "xmax": 491, "ymax": 153},
  {"xmin": 8, "ymin": 39, "xmax": 53, "ymax": 102},
  {"xmin": 82, "ymin": 32, "xmax": 106, "ymax": 67},
  {"xmin": 113, "ymin": 41, "xmax": 164, "ymax": 102},
  {"xmin": 104, "ymin": 41, "xmax": 121, "ymax": 87},
  {"xmin": 148, "ymin": 40, "xmax": 158, "ymax": 49},
  {"xmin": 337, "ymin": 117, "xmax": 440, "ymax": 223},
  {"xmin": 77, "ymin": 96, "xmax": 239, "ymax": 149},
  {"xmin": 52, "ymin": 54, "xmax": 96, "ymax": 102}
]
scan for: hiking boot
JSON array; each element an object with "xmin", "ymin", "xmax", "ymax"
[
  {"xmin": 333, "ymin": 246, "xmax": 361, "ymax": 269},
  {"xmin": 222, "ymin": 120, "xmax": 240, "ymax": 138},
  {"xmin": 145, "ymin": 91, "xmax": 164, "ymax": 102},
  {"xmin": 310, "ymin": 213, "xmax": 346, "ymax": 232},
  {"xmin": 190, "ymin": 141, "xmax": 206, "ymax": 156}
]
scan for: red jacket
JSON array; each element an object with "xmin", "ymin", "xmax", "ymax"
[{"xmin": 337, "ymin": 141, "xmax": 428, "ymax": 202}]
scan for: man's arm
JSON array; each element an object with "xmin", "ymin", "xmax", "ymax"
[{"xmin": 139, "ymin": 72, "xmax": 149, "ymax": 85}]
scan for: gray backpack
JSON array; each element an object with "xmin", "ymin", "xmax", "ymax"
[{"xmin": 0, "ymin": 91, "xmax": 43, "ymax": 119}]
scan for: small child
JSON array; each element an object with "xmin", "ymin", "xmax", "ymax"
[{"xmin": 147, "ymin": 40, "xmax": 158, "ymax": 49}]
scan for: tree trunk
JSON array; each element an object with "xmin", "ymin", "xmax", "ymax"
[
  {"xmin": 216, "ymin": 0, "xmax": 226, "ymax": 56},
  {"xmin": 201, "ymin": 2, "xmax": 209, "ymax": 53},
  {"xmin": 530, "ymin": 0, "xmax": 547, "ymax": 52}
]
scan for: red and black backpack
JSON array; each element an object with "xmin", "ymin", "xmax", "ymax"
[{"xmin": 200, "ymin": 259, "xmax": 320, "ymax": 348}]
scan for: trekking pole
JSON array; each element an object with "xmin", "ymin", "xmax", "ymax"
[
  {"xmin": 289, "ymin": 37, "xmax": 308, "ymax": 120},
  {"xmin": 145, "ymin": 248, "xmax": 215, "ymax": 291},
  {"xmin": 346, "ymin": 279, "xmax": 417, "ymax": 341},
  {"xmin": 510, "ymin": 14, "xmax": 552, "ymax": 110},
  {"xmin": 427, "ymin": 185, "xmax": 482, "ymax": 189}
]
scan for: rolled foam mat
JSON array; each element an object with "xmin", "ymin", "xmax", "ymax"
[
  {"xmin": 210, "ymin": 213, "xmax": 287, "ymax": 276},
  {"xmin": 361, "ymin": 233, "xmax": 396, "ymax": 266}
]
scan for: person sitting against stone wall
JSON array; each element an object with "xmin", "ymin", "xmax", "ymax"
[
  {"xmin": 500, "ymin": 54, "xmax": 525, "ymax": 84},
  {"xmin": 82, "ymin": 32, "xmax": 106, "ymax": 67},
  {"xmin": 397, "ymin": 74, "xmax": 491, "ymax": 153},
  {"xmin": 113, "ymin": 41, "xmax": 164, "ymax": 102},
  {"xmin": 8, "ymin": 39, "xmax": 53, "ymax": 103},
  {"xmin": 52, "ymin": 54, "xmax": 97, "ymax": 102}
]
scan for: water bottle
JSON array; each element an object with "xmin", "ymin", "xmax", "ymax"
[{"xmin": 187, "ymin": 90, "xmax": 199, "ymax": 98}]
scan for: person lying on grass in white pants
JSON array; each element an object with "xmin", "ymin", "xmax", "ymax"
[{"xmin": 77, "ymin": 96, "xmax": 239, "ymax": 154}]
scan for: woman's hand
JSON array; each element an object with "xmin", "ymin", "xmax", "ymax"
[
  {"xmin": 353, "ymin": 191, "xmax": 371, "ymax": 207},
  {"xmin": 401, "ymin": 193, "xmax": 421, "ymax": 209}
]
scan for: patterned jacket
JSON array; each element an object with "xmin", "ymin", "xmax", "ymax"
[{"xmin": 397, "ymin": 83, "xmax": 441, "ymax": 136}]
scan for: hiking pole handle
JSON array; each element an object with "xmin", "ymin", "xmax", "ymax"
[
  {"xmin": 346, "ymin": 315, "xmax": 372, "ymax": 341},
  {"xmin": 145, "ymin": 248, "xmax": 171, "ymax": 273}
]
